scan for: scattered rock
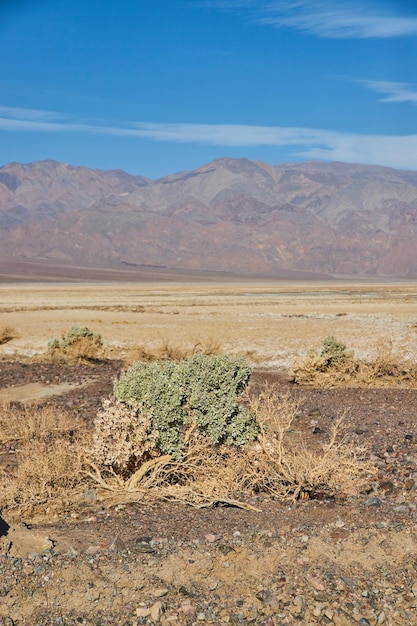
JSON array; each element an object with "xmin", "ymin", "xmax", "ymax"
[
  {"xmin": 180, "ymin": 601, "xmax": 197, "ymax": 618},
  {"xmin": 3, "ymin": 525, "xmax": 53, "ymax": 557},
  {"xmin": 107, "ymin": 535, "xmax": 125, "ymax": 553},
  {"xmin": 150, "ymin": 600, "xmax": 164, "ymax": 621},
  {"xmin": 365, "ymin": 497, "xmax": 383, "ymax": 507}
]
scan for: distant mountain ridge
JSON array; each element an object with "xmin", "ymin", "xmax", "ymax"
[
  {"xmin": 0, "ymin": 157, "xmax": 416, "ymax": 278},
  {"xmin": 0, "ymin": 160, "xmax": 149, "ymax": 228}
]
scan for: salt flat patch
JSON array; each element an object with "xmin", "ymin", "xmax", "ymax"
[{"xmin": 0, "ymin": 379, "xmax": 94, "ymax": 403}]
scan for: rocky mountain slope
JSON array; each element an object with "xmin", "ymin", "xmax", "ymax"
[
  {"xmin": 1, "ymin": 158, "xmax": 416, "ymax": 278},
  {"xmin": 0, "ymin": 160, "xmax": 149, "ymax": 229}
]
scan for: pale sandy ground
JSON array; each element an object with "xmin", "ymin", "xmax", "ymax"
[{"xmin": 0, "ymin": 282, "xmax": 416, "ymax": 369}]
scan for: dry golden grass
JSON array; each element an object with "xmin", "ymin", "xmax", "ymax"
[
  {"xmin": 0, "ymin": 404, "xmax": 82, "ymax": 445},
  {"xmin": 0, "ymin": 324, "xmax": 18, "ymax": 345},
  {"xmin": 0, "ymin": 438, "xmax": 86, "ymax": 518},
  {"xmin": 121, "ymin": 337, "xmax": 222, "ymax": 366},
  {"xmin": 0, "ymin": 404, "xmax": 88, "ymax": 518}
]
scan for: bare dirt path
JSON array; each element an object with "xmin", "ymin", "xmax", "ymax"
[{"xmin": 0, "ymin": 379, "xmax": 96, "ymax": 403}]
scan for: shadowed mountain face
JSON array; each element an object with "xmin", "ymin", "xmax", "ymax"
[{"xmin": 0, "ymin": 157, "xmax": 417, "ymax": 278}]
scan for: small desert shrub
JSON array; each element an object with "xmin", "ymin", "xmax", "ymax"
[
  {"xmin": 82, "ymin": 354, "xmax": 259, "ymax": 508},
  {"xmin": 89, "ymin": 397, "xmax": 159, "ymax": 478},
  {"xmin": 113, "ymin": 354, "xmax": 258, "ymax": 460},
  {"xmin": 0, "ymin": 404, "xmax": 82, "ymax": 445},
  {"xmin": 48, "ymin": 325, "xmax": 103, "ymax": 362},
  {"xmin": 0, "ymin": 324, "xmax": 18, "ymax": 345},
  {"xmin": 85, "ymin": 383, "xmax": 375, "ymax": 507},
  {"xmin": 0, "ymin": 405, "xmax": 87, "ymax": 518},
  {"xmin": 293, "ymin": 336, "xmax": 417, "ymax": 387},
  {"xmin": 246, "ymin": 386, "xmax": 375, "ymax": 500},
  {"xmin": 292, "ymin": 336, "xmax": 355, "ymax": 385},
  {"xmin": 320, "ymin": 335, "xmax": 350, "ymax": 367}
]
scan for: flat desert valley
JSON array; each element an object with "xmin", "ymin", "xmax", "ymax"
[{"xmin": 1, "ymin": 281, "xmax": 416, "ymax": 368}]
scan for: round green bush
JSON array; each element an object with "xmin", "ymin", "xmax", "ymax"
[{"xmin": 113, "ymin": 354, "xmax": 258, "ymax": 459}]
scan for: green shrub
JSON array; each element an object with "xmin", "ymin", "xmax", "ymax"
[
  {"xmin": 113, "ymin": 354, "xmax": 258, "ymax": 460},
  {"xmin": 292, "ymin": 336, "xmax": 356, "ymax": 385},
  {"xmin": 48, "ymin": 325, "xmax": 103, "ymax": 361},
  {"xmin": 320, "ymin": 335, "xmax": 349, "ymax": 367}
]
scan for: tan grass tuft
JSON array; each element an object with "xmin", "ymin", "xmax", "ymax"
[
  {"xmin": 0, "ymin": 404, "xmax": 88, "ymax": 519},
  {"xmin": 0, "ymin": 438, "xmax": 86, "ymax": 518},
  {"xmin": 122, "ymin": 337, "xmax": 222, "ymax": 366},
  {"xmin": 0, "ymin": 325, "xmax": 18, "ymax": 345},
  {"xmin": 0, "ymin": 403, "xmax": 83, "ymax": 445}
]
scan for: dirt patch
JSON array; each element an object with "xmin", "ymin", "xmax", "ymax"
[{"xmin": 0, "ymin": 379, "xmax": 96, "ymax": 403}]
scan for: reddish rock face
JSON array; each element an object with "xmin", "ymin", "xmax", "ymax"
[{"xmin": 1, "ymin": 157, "xmax": 417, "ymax": 278}]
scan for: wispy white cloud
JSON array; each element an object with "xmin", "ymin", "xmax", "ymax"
[
  {"xmin": 0, "ymin": 105, "xmax": 63, "ymax": 122},
  {"xmin": 130, "ymin": 123, "xmax": 417, "ymax": 171},
  {"xmin": 361, "ymin": 80, "xmax": 417, "ymax": 105},
  {"xmin": 1, "ymin": 106, "xmax": 416, "ymax": 171},
  {"xmin": 197, "ymin": 0, "xmax": 417, "ymax": 38}
]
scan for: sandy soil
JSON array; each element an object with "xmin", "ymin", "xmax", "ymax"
[{"xmin": 1, "ymin": 282, "xmax": 416, "ymax": 369}]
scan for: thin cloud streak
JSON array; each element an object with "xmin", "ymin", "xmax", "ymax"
[
  {"xmin": 361, "ymin": 80, "xmax": 417, "ymax": 105},
  {"xmin": 198, "ymin": 0, "xmax": 417, "ymax": 38},
  {"xmin": 0, "ymin": 106, "xmax": 63, "ymax": 122},
  {"xmin": 0, "ymin": 110, "xmax": 416, "ymax": 171},
  {"xmin": 131, "ymin": 123, "xmax": 417, "ymax": 170}
]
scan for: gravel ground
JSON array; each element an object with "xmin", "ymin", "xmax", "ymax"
[{"xmin": 1, "ymin": 361, "xmax": 417, "ymax": 626}]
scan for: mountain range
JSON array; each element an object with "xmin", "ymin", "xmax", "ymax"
[{"xmin": 1, "ymin": 157, "xmax": 417, "ymax": 279}]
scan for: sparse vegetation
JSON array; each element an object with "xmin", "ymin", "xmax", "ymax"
[
  {"xmin": 0, "ymin": 404, "xmax": 87, "ymax": 517},
  {"xmin": 246, "ymin": 386, "xmax": 375, "ymax": 500},
  {"xmin": 48, "ymin": 325, "xmax": 103, "ymax": 362},
  {"xmin": 84, "ymin": 376, "xmax": 376, "ymax": 508},
  {"xmin": 0, "ymin": 324, "xmax": 18, "ymax": 345},
  {"xmin": 292, "ymin": 336, "xmax": 417, "ymax": 387},
  {"xmin": 0, "ymin": 284, "xmax": 415, "ymax": 623},
  {"xmin": 0, "ymin": 403, "xmax": 82, "ymax": 445},
  {"xmin": 0, "ymin": 357, "xmax": 376, "ymax": 518}
]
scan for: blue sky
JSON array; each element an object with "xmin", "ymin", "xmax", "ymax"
[{"xmin": 1, "ymin": 0, "xmax": 416, "ymax": 178}]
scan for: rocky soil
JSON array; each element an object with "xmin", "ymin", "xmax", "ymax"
[{"xmin": 1, "ymin": 360, "xmax": 417, "ymax": 626}]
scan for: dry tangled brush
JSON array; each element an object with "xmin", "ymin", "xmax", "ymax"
[
  {"xmin": 0, "ymin": 385, "xmax": 375, "ymax": 520},
  {"xmin": 0, "ymin": 405, "xmax": 87, "ymax": 517}
]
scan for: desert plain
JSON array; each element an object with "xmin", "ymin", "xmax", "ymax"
[
  {"xmin": 1, "ymin": 281, "xmax": 416, "ymax": 368},
  {"xmin": 1, "ymin": 279, "xmax": 417, "ymax": 625}
]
